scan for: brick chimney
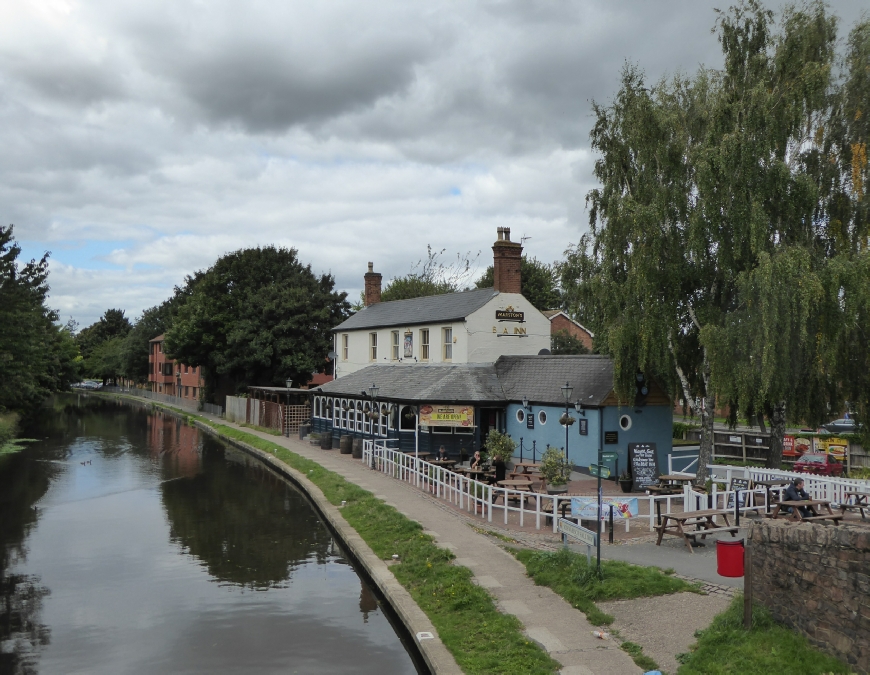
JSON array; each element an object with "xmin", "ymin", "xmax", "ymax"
[
  {"xmin": 492, "ymin": 227, "xmax": 522, "ymax": 294},
  {"xmin": 364, "ymin": 262, "xmax": 382, "ymax": 306}
]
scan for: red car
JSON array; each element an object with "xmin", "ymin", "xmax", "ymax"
[{"xmin": 793, "ymin": 453, "xmax": 844, "ymax": 477}]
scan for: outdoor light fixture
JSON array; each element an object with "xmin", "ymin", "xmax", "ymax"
[
  {"xmin": 574, "ymin": 400, "xmax": 585, "ymax": 417},
  {"xmin": 522, "ymin": 395, "xmax": 529, "ymax": 409},
  {"xmin": 561, "ymin": 381, "xmax": 573, "ymax": 402},
  {"xmin": 285, "ymin": 378, "xmax": 293, "ymax": 389},
  {"xmin": 369, "ymin": 383, "xmax": 379, "ymax": 400}
]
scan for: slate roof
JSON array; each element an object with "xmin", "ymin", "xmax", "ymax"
[
  {"xmin": 494, "ymin": 355, "xmax": 614, "ymax": 406},
  {"xmin": 333, "ymin": 287, "xmax": 499, "ymax": 331},
  {"xmin": 317, "ymin": 363, "xmax": 505, "ymax": 403}
]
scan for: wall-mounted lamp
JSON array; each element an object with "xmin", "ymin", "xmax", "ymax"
[
  {"xmin": 522, "ymin": 395, "xmax": 529, "ymax": 410},
  {"xmin": 285, "ymin": 378, "xmax": 293, "ymax": 389},
  {"xmin": 574, "ymin": 400, "xmax": 585, "ymax": 417}
]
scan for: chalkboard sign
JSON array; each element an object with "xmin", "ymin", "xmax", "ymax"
[
  {"xmin": 604, "ymin": 431, "xmax": 619, "ymax": 444},
  {"xmin": 526, "ymin": 413, "xmax": 534, "ymax": 429},
  {"xmin": 727, "ymin": 477, "xmax": 752, "ymax": 509},
  {"xmin": 628, "ymin": 442, "xmax": 659, "ymax": 492}
]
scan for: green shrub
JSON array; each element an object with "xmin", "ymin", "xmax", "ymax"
[
  {"xmin": 673, "ymin": 421, "xmax": 700, "ymax": 439},
  {"xmin": 484, "ymin": 429, "xmax": 517, "ymax": 462}
]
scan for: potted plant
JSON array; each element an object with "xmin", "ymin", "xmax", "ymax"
[
  {"xmin": 618, "ymin": 470, "xmax": 634, "ymax": 493},
  {"xmin": 484, "ymin": 430, "xmax": 516, "ymax": 465},
  {"xmin": 539, "ymin": 447, "xmax": 572, "ymax": 494}
]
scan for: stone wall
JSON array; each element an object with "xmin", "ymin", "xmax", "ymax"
[{"xmin": 748, "ymin": 519, "xmax": 870, "ymax": 673}]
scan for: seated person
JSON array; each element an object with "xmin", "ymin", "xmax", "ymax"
[
  {"xmin": 486, "ymin": 457, "xmax": 506, "ymax": 485},
  {"xmin": 470, "ymin": 451, "xmax": 483, "ymax": 469},
  {"xmin": 437, "ymin": 445, "xmax": 449, "ymax": 461},
  {"xmin": 783, "ymin": 477, "xmax": 812, "ymax": 518}
]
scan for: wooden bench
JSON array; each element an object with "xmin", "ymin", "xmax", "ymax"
[
  {"xmin": 769, "ymin": 500, "xmax": 842, "ymax": 524},
  {"xmin": 647, "ymin": 485, "xmax": 682, "ymax": 496}
]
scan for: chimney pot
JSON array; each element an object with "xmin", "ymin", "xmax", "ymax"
[
  {"xmin": 364, "ymin": 263, "xmax": 382, "ymax": 306},
  {"xmin": 491, "ymin": 227, "xmax": 522, "ymax": 294}
]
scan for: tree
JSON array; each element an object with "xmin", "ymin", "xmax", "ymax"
[
  {"xmin": 476, "ymin": 256, "xmax": 562, "ymax": 311},
  {"xmin": 379, "ymin": 245, "xmax": 480, "ymax": 303},
  {"xmin": 76, "ymin": 309, "xmax": 132, "ymax": 361},
  {"xmin": 0, "ymin": 225, "xmax": 80, "ymax": 412},
  {"xmin": 562, "ymin": 1, "xmax": 865, "ymax": 478},
  {"xmin": 165, "ymin": 246, "xmax": 349, "ymax": 401},
  {"xmin": 550, "ymin": 329, "xmax": 590, "ymax": 355}
]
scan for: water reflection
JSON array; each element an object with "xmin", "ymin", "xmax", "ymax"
[
  {"xmin": 160, "ymin": 441, "xmax": 334, "ymax": 588},
  {"xmin": 0, "ymin": 396, "xmax": 418, "ymax": 674}
]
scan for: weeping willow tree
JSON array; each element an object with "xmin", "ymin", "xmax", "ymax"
[{"xmin": 563, "ymin": 1, "xmax": 868, "ymax": 479}]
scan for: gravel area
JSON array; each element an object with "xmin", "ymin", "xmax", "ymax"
[{"xmin": 597, "ymin": 592, "xmax": 732, "ymax": 675}]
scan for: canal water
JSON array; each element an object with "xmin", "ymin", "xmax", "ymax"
[{"xmin": 0, "ymin": 395, "xmax": 420, "ymax": 674}]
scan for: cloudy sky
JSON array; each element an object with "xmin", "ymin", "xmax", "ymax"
[{"xmin": 3, "ymin": 0, "xmax": 866, "ymax": 328}]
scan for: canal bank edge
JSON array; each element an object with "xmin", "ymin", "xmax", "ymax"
[{"xmin": 191, "ymin": 419, "xmax": 462, "ymax": 675}]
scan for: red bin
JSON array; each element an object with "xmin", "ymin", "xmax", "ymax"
[{"xmin": 716, "ymin": 539, "xmax": 744, "ymax": 577}]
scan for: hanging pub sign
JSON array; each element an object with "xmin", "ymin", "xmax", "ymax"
[
  {"xmin": 526, "ymin": 412, "xmax": 534, "ymax": 429},
  {"xmin": 578, "ymin": 419, "xmax": 588, "ymax": 435},
  {"xmin": 495, "ymin": 306, "xmax": 524, "ymax": 322},
  {"xmin": 419, "ymin": 404, "xmax": 474, "ymax": 428}
]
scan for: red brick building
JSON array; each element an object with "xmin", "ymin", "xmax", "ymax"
[
  {"xmin": 148, "ymin": 334, "xmax": 204, "ymax": 403},
  {"xmin": 542, "ymin": 310, "xmax": 594, "ymax": 351}
]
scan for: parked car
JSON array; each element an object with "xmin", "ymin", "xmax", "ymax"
[
  {"xmin": 821, "ymin": 418, "xmax": 859, "ymax": 434},
  {"xmin": 793, "ymin": 452, "xmax": 844, "ymax": 477}
]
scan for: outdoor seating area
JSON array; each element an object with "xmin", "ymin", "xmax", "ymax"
[
  {"xmin": 768, "ymin": 500, "xmax": 843, "ymax": 524},
  {"xmin": 655, "ymin": 508, "xmax": 740, "ymax": 552}
]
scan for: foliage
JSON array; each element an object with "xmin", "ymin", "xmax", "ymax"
[
  {"xmin": 377, "ymin": 245, "xmax": 481, "ymax": 304},
  {"xmin": 550, "ymin": 328, "xmax": 590, "ymax": 355},
  {"xmin": 193, "ymin": 418, "xmax": 560, "ymax": 674},
  {"xmin": 561, "ymin": 2, "xmax": 870, "ymax": 478},
  {"xmin": 165, "ymin": 246, "xmax": 349, "ymax": 400},
  {"xmin": 677, "ymin": 595, "xmax": 851, "ymax": 674},
  {"xmin": 514, "ymin": 548, "xmax": 700, "ymax": 626},
  {"xmin": 847, "ymin": 467, "xmax": 870, "ymax": 480},
  {"xmin": 75, "ymin": 309, "xmax": 132, "ymax": 361},
  {"xmin": 0, "ymin": 412, "xmax": 18, "ymax": 449},
  {"xmin": 538, "ymin": 446, "xmax": 573, "ymax": 486},
  {"xmin": 483, "ymin": 429, "xmax": 516, "ymax": 462},
  {"xmin": 0, "ymin": 225, "xmax": 81, "ymax": 413},
  {"xmin": 476, "ymin": 256, "xmax": 562, "ymax": 311}
]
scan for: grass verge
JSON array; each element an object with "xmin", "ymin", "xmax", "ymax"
[
  {"xmin": 512, "ymin": 547, "xmax": 704, "ymax": 672},
  {"xmin": 676, "ymin": 595, "xmax": 853, "ymax": 674},
  {"xmin": 513, "ymin": 548, "xmax": 702, "ymax": 626},
  {"xmin": 238, "ymin": 422, "xmax": 282, "ymax": 436},
  {"xmin": 190, "ymin": 416, "xmax": 560, "ymax": 674}
]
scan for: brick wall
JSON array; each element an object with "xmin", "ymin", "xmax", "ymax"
[
  {"xmin": 749, "ymin": 519, "xmax": 870, "ymax": 673},
  {"xmin": 549, "ymin": 314, "xmax": 593, "ymax": 350}
]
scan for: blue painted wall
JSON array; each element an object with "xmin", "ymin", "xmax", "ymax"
[{"xmin": 504, "ymin": 403, "xmax": 673, "ymax": 477}]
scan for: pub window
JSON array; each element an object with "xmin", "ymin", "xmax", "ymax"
[
  {"xmin": 370, "ymin": 332, "xmax": 378, "ymax": 361},
  {"xmin": 333, "ymin": 398, "xmax": 340, "ymax": 426},
  {"xmin": 538, "ymin": 411, "xmax": 547, "ymax": 425},
  {"xmin": 432, "ymin": 426, "xmax": 452, "ymax": 434},
  {"xmin": 420, "ymin": 329, "xmax": 430, "ymax": 360},
  {"xmin": 380, "ymin": 404, "xmax": 388, "ymax": 436},
  {"xmin": 400, "ymin": 406, "xmax": 416, "ymax": 430},
  {"xmin": 454, "ymin": 426, "xmax": 473, "ymax": 434},
  {"xmin": 342, "ymin": 334, "xmax": 349, "ymax": 360},
  {"xmin": 391, "ymin": 331, "xmax": 400, "ymax": 360},
  {"xmin": 356, "ymin": 401, "xmax": 363, "ymax": 432},
  {"xmin": 516, "ymin": 409, "xmax": 525, "ymax": 423},
  {"xmin": 443, "ymin": 327, "xmax": 453, "ymax": 361}
]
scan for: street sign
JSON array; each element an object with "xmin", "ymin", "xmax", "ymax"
[
  {"xmin": 589, "ymin": 464, "xmax": 611, "ymax": 478},
  {"xmin": 558, "ymin": 518, "xmax": 598, "ymax": 547},
  {"xmin": 601, "ymin": 451, "xmax": 619, "ymax": 461}
]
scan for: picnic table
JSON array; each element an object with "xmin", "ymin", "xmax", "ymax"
[
  {"xmin": 495, "ymin": 479, "xmax": 534, "ymax": 504},
  {"xmin": 511, "ymin": 462, "xmax": 540, "ymax": 474},
  {"xmin": 646, "ymin": 475, "xmax": 692, "ymax": 496},
  {"xmin": 840, "ymin": 491, "xmax": 870, "ymax": 519},
  {"xmin": 430, "ymin": 459, "xmax": 457, "ymax": 469},
  {"xmin": 769, "ymin": 499, "xmax": 842, "ymax": 524},
  {"xmin": 754, "ymin": 479, "xmax": 791, "ymax": 514},
  {"xmin": 655, "ymin": 508, "xmax": 739, "ymax": 552}
]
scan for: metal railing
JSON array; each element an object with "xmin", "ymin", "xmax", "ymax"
[
  {"xmin": 362, "ymin": 440, "xmax": 698, "ymax": 533},
  {"xmin": 102, "ymin": 386, "xmax": 224, "ymax": 416}
]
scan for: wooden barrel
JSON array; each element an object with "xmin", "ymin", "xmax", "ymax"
[
  {"xmin": 352, "ymin": 438, "xmax": 363, "ymax": 459},
  {"xmin": 320, "ymin": 433, "xmax": 332, "ymax": 450},
  {"xmin": 298, "ymin": 423, "xmax": 311, "ymax": 440},
  {"xmin": 340, "ymin": 435, "xmax": 353, "ymax": 454}
]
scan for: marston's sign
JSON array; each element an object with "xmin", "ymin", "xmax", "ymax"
[
  {"xmin": 495, "ymin": 309, "xmax": 524, "ymax": 322},
  {"xmin": 419, "ymin": 404, "xmax": 474, "ymax": 428}
]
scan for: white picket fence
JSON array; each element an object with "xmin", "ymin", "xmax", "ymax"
[
  {"xmin": 709, "ymin": 464, "xmax": 870, "ymax": 504},
  {"xmin": 362, "ymin": 440, "xmax": 712, "ymax": 533}
]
